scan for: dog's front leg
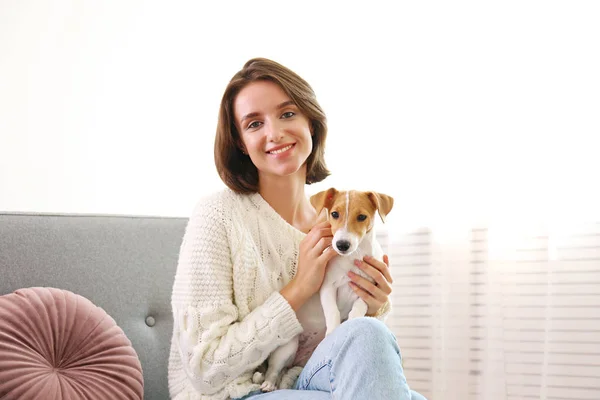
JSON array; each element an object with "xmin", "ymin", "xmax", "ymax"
[
  {"xmin": 320, "ymin": 286, "xmax": 341, "ymax": 336},
  {"xmin": 348, "ymin": 297, "xmax": 369, "ymax": 320},
  {"xmin": 261, "ymin": 336, "xmax": 299, "ymax": 392}
]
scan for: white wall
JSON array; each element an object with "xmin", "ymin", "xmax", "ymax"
[{"xmin": 1, "ymin": 1, "xmax": 599, "ymax": 224}]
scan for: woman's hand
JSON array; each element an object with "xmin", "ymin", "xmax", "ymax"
[
  {"xmin": 348, "ymin": 254, "xmax": 393, "ymax": 316},
  {"xmin": 281, "ymin": 220, "xmax": 337, "ymax": 311}
]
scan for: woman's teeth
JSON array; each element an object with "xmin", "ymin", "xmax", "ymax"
[{"xmin": 269, "ymin": 144, "xmax": 293, "ymax": 154}]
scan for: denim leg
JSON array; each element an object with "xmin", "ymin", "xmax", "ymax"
[
  {"xmin": 235, "ymin": 389, "xmax": 330, "ymax": 399},
  {"xmin": 293, "ymin": 317, "xmax": 428, "ymax": 400}
]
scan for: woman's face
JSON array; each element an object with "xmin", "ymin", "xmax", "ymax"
[{"xmin": 234, "ymin": 80, "xmax": 313, "ymax": 181}]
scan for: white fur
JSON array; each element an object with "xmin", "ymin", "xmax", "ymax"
[
  {"xmin": 260, "ymin": 194, "xmax": 383, "ymax": 391},
  {"xmin": 321, "ymin": 228, "xmax": 382, "ymax": 335},
  {"xmin": 332, "ymin": 228, "xmax": 360, "ymax": 254}
]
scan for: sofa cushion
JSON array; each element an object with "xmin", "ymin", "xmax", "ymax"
[{"xmin": 0, "ymin": 287, "xmax": 144, "ymax": 399}]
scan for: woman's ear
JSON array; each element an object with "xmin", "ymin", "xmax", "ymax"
[{"xmin": 237, "ymin": 140, "xmax": 248, "ymax": 155}]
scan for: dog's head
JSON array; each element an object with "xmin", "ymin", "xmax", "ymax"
[{"xmin": 310, "ymin": 188, "xmax": 394, "ymax": 256}]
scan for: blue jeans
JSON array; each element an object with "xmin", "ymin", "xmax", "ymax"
[{"xmin": 235, "ymin": 317, "xmax": 428, "ymax": 400}]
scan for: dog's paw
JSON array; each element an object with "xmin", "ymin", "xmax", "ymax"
[
  {"xmin": 279, "ymin": 366, "xmax": 302, "ymax": 389},
  {"xmin": 252, "ymin": 371, "xmax": 265, "ymax": 384},
  {"xmin": 260, "ymin": 380, "xmax": 277, "ymax": 392}
]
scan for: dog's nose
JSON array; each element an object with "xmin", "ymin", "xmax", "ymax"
[{"xmin": 336, "ymin": 240, "xmax": 351, "ymax": 252}]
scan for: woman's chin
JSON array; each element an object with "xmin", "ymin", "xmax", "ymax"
[{"xmin": 260, "ymin": 165, "xmax": 306, "ymax": 180}]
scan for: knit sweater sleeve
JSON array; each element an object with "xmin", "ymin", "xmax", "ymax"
[{"xmin": 170, "ymin": 194, "xmax": 304, "ymax": 396}]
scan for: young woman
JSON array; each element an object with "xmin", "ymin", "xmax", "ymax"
[{"xmin": 168, "ymin": 57, "xmax": 427, "ymax": 400}]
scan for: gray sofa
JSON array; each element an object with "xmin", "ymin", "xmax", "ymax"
[{"xmin": 0, "ymin": 212, "xmax": 188, "ymax": 400}]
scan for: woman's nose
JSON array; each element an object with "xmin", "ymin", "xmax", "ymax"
[{"xmin": 266, "ymin": 120, "xmax": 284, "ymax": 142}]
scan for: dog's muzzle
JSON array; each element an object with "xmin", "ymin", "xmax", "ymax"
[{"xmin": 335, "ymin": 240, "xmax": 351, "ymax": 253}]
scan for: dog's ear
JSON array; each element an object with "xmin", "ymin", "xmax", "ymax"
[
  {"xmin": 367, "ymin": 192, "xmax": 394, "ymax": 223},
  {"xmin": 310, "ymin": 188, "xmax": 338, "ymax": 217}
]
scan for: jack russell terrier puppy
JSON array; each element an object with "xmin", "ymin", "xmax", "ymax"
[{"xmin": 255, "ymin": 188, "xmax": 394, "ymax": 392}]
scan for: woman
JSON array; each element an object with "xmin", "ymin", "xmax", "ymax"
[{"xmin": 168, "ymin": 57, "xmax": 427, "ymax": 400}]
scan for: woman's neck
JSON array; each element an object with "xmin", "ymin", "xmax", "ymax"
[{"xmin": 258, "ymin": 169, "xmax": 316, "ymax": 233}]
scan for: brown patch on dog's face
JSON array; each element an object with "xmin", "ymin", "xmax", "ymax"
[
  {"xmin": 330, "ymin": 191, "xmax": 375, "ymax": 237},
  {"xmin": 310, "ymin": 188, "xmax": 395, "ymax": 255}
]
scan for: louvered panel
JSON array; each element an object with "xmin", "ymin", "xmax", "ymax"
[
  {"xmin": 469, "ymin": 305, "xmax": 504, "ymax": 319},
  {"xmin": 390, "ymin": 295, "xmax": 433, "ymax": 307},
  {"xmin": 554, "ymin": 229, "xmax": 600, "ymax": 247},
  {"xmin": 504, "ymin": 259, "xmax": 600, "ymax": 273},
  {"xmin": 504, "ymin": 305, "xmax": 600, "ymax": 319},
  {"xmin": 467, "ymin": 359, "xmax": 506, "ymax": 374},
  {"xmin": 506, "ymin": 340, "xmax": 600, "ymax": 353},
  {"xmin": 467, "ymin": 345, "xmax": 504, "ymax": 358},
  {"xmin": 515, "ymin": 249, "xmax": 550, "ymax": 262},
  {"xmin": 505, "ymin": 351, "xmax": 600, "ymax": 365},
  {"xmin": 408, "ymin": 384, "xmax": 430, "ymax": 395},
  {"xmin": 467, "ymin": 228, "xmax": 496, "ymax": 400},
  {"xmin": 390, "ymin": 312, "xmax": 433, "ymax": 324},
  {"xmin": 505, "ymin": 373, "xmax": 600, "ymax": 389},
  {"xmin": 430, "ymin": 346, "xmax": 473, "ymax": 361},
  {"xmin": 547, "ymin": 375, "xmax": 600, "ymax": 389},
  {"xmin": 391, "ymin": 265, "xmax": 432, "ymax": 277},
  {"xmin": 469, "ymin": 382, "xmax": 507, "ymax": 398},
  {"xmin": 501, "ymin": 294, "xmax": 600, "ymax": 307},
  {"xmin": 507, "ymin": 363, "xmax": 600, "ymax": 377},
  {"xmin": 544, "ymin": 255, "xmax": 600, "ymax": 400},
  {"xmin": 504, "ymin": 329, "xmax": 600, "ymax": 342},
  {"xmin": 503, "ymin": 317, "xmax": 600, "ymax": 330},
  {"xmin": 403, "ymin": 368, "xmax": 433, "ymax": 382},
  {"xmin": 542, "ymin": 330, "xmax": 592, "ymax": 342},
  {"xmin": 402, "ymin": 349, "xmax": 433, "ymax": 365},
  {"xmin": 389, "ymin": 324, "xmax": 431, "ymax": 338},
  {"xmin": 383, "ymin": 222, "xmax": 600, "ymax": 399},
  {"xmin": 390, "ymin": 261, "xmax": 431, "ymax": 275},
  {"xmin": 501, "ymin": 224, "xmax": 600, "ymax": 400},
  {"xmin": 396, "ymin": 338, "xmax": 431, "ymax": 348},
  {"xmin": 502, "ymin": 270, "xmax": 600, "ymax": 285},
  {"xmin": 545, "ymin": 387, "xmax": 600, "ymax": 400},
  {"xmin": 385, "ymin": 227, "xmax": 434, "ymax": 399},
  {"xmin": 504, "ymin": 283, "xmax": 599, "ymax": 295},
  {"xmin": 391, "ymin": 320, "xmax": 434, "ymax": 333},
  {"xmin": 468, "ymin": 357, "xmax": 503, "ymax": 370},
  {"xmin": 558, "ymin": 246, "xmax": 600, "ymax": 259},
  {"xmin": 390, "ymin": 282, "xmax": 433, "ymax": 293},
  {"xmin": 392, "ymin": 302, "xmax": 433, "ymax": 311},
  {"xmin": 401, "ymin": 357, "xmax": 432, "ymax": 370},
  {"xmin": 508, "ymin": 384, "xmax": 600, "ymax": 400}
]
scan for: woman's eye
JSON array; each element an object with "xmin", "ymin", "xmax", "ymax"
[
  {"xmin": 247, "ymin": 121, "xmax": 262, "ymax": 129},
  {"xmin": 331, "ymin": 211, "xmax": 339, "ymax": 219},
  {"xmin": 281, "ymin": 111, "xmax": 295, "ymax": 119},
  {"xmin": 357, "ymin": 214, "xmax": 367, "ymax": 222}
]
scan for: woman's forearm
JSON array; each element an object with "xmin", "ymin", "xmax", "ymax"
[{"xmin": 280, "ymin": 279, "xmax": 311, "ymax": 312}]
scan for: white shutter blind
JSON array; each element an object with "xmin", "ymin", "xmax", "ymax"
[
  {"xmin": 380, "ymin": 222, "xmax": 600, "ymax": 400},
  {"xmin": 378, "ymin": 227, "xmax": 435, "ymax": 396},
  {"xmin": 500, "ymin": 223, "xmax": 600, "ymax": 400}
]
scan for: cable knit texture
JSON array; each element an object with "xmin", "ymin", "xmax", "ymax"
[{"xmin": 168, "ymin": 189, "xmax": 391, "ymax": 400}]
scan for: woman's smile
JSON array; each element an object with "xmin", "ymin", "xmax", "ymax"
[{"xmin": 266, "ymin": 143, "xmax": 296, "ymax": 156}]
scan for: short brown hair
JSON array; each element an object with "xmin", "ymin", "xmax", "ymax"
[{"xmin": 214, "ymin": 57, "xmax": 330, "ymax": 193}]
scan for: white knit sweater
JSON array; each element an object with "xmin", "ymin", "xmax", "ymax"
[{"xmin": 168, "ymin": 188, "xmax": 391, "ymax": 400}]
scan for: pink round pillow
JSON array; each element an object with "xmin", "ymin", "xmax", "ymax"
[{"xmin": 0, "ymin": 287, "xmax": 143, "ymax": 399}]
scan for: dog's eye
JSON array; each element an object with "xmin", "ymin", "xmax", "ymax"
[
  {"xmin": 331, "ymin": 211, "xmax": 339, "ymax": 219},
  {"xmin": 357, "ymin": 214, "xmax": 367, "ymax": 222}
]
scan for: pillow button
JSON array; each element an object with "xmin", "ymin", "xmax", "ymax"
[{"xmin": 145, "ymin": 316, "xmax": 156, "ymax": 327}]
